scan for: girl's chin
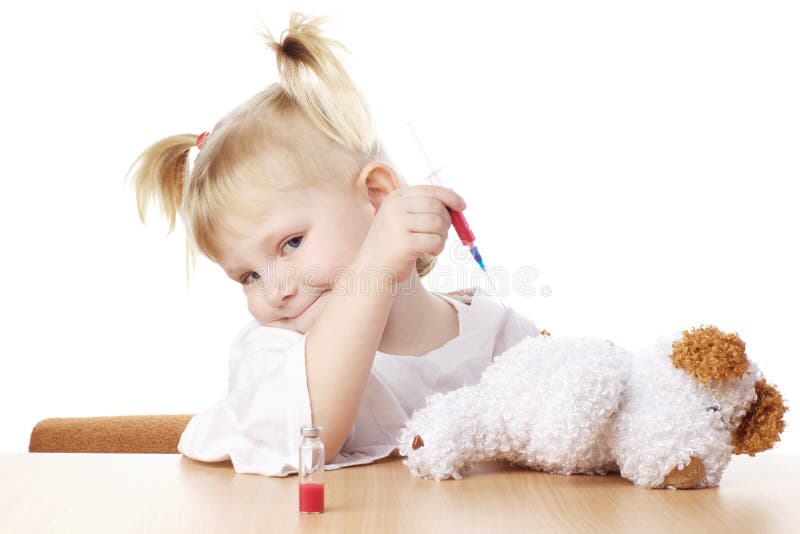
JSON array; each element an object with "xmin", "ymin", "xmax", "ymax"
[{"xmin": 258, "ymin": 291, "xmax": 330, "ymax": 333}]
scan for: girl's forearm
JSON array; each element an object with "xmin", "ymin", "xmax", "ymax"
[{"xmin": 305, "ymin": 258, "xmax": 395, "ymax": 463}]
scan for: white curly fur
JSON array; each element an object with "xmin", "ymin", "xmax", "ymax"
[{"xmin": 397, "ymin": 332, "xmax": 762, "ymax": 489}]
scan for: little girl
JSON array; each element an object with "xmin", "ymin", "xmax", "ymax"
[{"xmin": 128, "ymin": 12, "xmax": 541, "ymax": 476}]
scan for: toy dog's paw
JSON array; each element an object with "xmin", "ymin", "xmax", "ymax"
[
  {"xmin": 661, "ymin": 456, "xmax": 706, "ymax": 489},
  {"xmin": 396, "ymin": 392, "xmax": 473, "ymax": 481}
]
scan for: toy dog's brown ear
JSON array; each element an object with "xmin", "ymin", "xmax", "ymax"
[
  {"xmin": 732, "ymin": 378, "xmax": 788, "ymax": 456},
  {"xmin": 670, "ymin": 325, "xmax": 749, "ymax": 386},
  {"xmin": 412, "ymin": 435, "xmax": 425, "ymax": 450}
]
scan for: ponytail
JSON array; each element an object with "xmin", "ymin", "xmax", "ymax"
[
  {"xmin": 125, "ymin": 133, "xmax": 202, "ymax": 289},
  {"xmin": 127, "ymin": 134, "xmax": 197, "ymax": 233},
  {"xmin": 258, "ymin": 12, "xmax": 376, "ymax": 153}
]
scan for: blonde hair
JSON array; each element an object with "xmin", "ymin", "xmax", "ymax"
[{"xmin": 126, "ymin": 12, "xmax": 437, "ymax": 288}]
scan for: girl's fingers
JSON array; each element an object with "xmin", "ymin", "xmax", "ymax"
[
  {"xmin": 406, "ymin": 211, "xmax": 451, "ymax": 235},
  {"xmin": 408, "ymin": 231, "xmax": 446, "ymax": 256},
  {"xmin": 402, "ymin": 195, "xmax": 451, "ymax": 215},
  {"xmin": 397, "ymin": 184, "xmax": 466, "ymax": 211}
]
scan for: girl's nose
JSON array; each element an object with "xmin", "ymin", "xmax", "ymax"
[{"xmin": 265, "ymin": 271, "xmax": 299, "ymax": 309}]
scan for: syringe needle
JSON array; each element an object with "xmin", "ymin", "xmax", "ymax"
[
  {"xmin": 404, "ymin": 121, "xmax": 507, "ymax": 309},
  {"xmin": 405, "ymin": 120, "xmax": 439, "ymax": 183}
]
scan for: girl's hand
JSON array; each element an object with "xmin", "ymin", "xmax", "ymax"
[{"xmin": 354, "ymin": 184, "xmax": 467, "ymax": 285}]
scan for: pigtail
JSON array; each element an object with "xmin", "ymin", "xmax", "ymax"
[
  {"xmin": 126, "ymin": 134, "xmax": 197, "ymax": 234},
  {"xmin": 258, "ymin": 12, "xmax": 376, "ymax": 153},
  {"xmin": 125, "ymin": 133, "xmax": 200, "ymax": 289}
]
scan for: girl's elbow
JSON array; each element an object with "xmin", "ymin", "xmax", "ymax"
[
  {"xmin": 322, "ymin": 434, "xmax": 346, "ymax": 464},
  {"xmin": 324, "ymin": 446, "xmax": 340, "ymax": 464}
]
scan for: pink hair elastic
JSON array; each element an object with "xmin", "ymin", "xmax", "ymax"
[{"xmin": 196, "ymin": 131, "xmax": 210, "ymax": 149}]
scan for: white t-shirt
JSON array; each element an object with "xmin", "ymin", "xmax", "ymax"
[{"xmin": 177, "ymin": 288, "xmax": 540, "ymax": 477}]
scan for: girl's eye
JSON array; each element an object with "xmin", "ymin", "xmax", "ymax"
[
  {"xmin": 241, "ymin": 235, "xmax": 304, "ymax": 285},
  {"xmin": 281, "ymin": 235, "xmax": 303, "ymax": 254},
  {"xmin": 243, "ymin": 271, "xmax": 260, "ymax": 285}
]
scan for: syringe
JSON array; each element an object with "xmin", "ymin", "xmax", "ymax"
[{"xmin": 404, "ymin": 121, "xmax": 507, "ymax": 309}]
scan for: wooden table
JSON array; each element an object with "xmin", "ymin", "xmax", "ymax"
[{"xmin": 1, "ymin": 451, "xmax": 797, "ymax": 533}]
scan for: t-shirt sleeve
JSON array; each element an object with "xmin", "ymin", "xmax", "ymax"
[
  {"xmin": 493, "ymin": 305, "xmax": 541, "ymax": 360},
  {"xmin": 177, "ymin": 320, "xmax": 313, "ymax": 477}
]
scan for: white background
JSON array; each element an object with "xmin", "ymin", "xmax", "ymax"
[{"xmin": 1, "ymin": 1, "xmax": 797, "ymax": 455}]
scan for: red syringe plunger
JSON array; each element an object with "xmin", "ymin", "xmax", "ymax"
[
  {"xmin": 448, "ymin": 208, "xmax": 485, "ymax": 270},
  {"xmin": 449, "ymin": 209, "xmax": 475, "ymax": 246}
]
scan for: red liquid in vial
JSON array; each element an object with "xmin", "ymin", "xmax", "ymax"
[{"xmin": 299, "ymin": 482, "xmax": 325, "ymax": 513}]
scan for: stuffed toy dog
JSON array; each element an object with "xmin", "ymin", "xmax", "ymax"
[{"xmin": 397, "ymin": 326, "xmax": 788, "ymax": 489}]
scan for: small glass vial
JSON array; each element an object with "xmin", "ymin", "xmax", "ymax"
[{"xmin": 298, "ymin": 424, "xmax": 325, "ymax": 514}]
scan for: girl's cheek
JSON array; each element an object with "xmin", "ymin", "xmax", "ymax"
[
  {"xmin": 246, "ymin": 294, "xmax": 269, "ymax": 323},
  {"xmin": 245, "ymin": 294, "xmax": 258, "ymax": 318},
  {"xmin": 320, "ymin": 242, "xmax": 359, "ymax": 271}
]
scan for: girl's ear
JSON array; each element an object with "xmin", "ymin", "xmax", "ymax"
[{"xmin": 358, "ymin": 161, "xmax": 400, "ymax": 210}]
